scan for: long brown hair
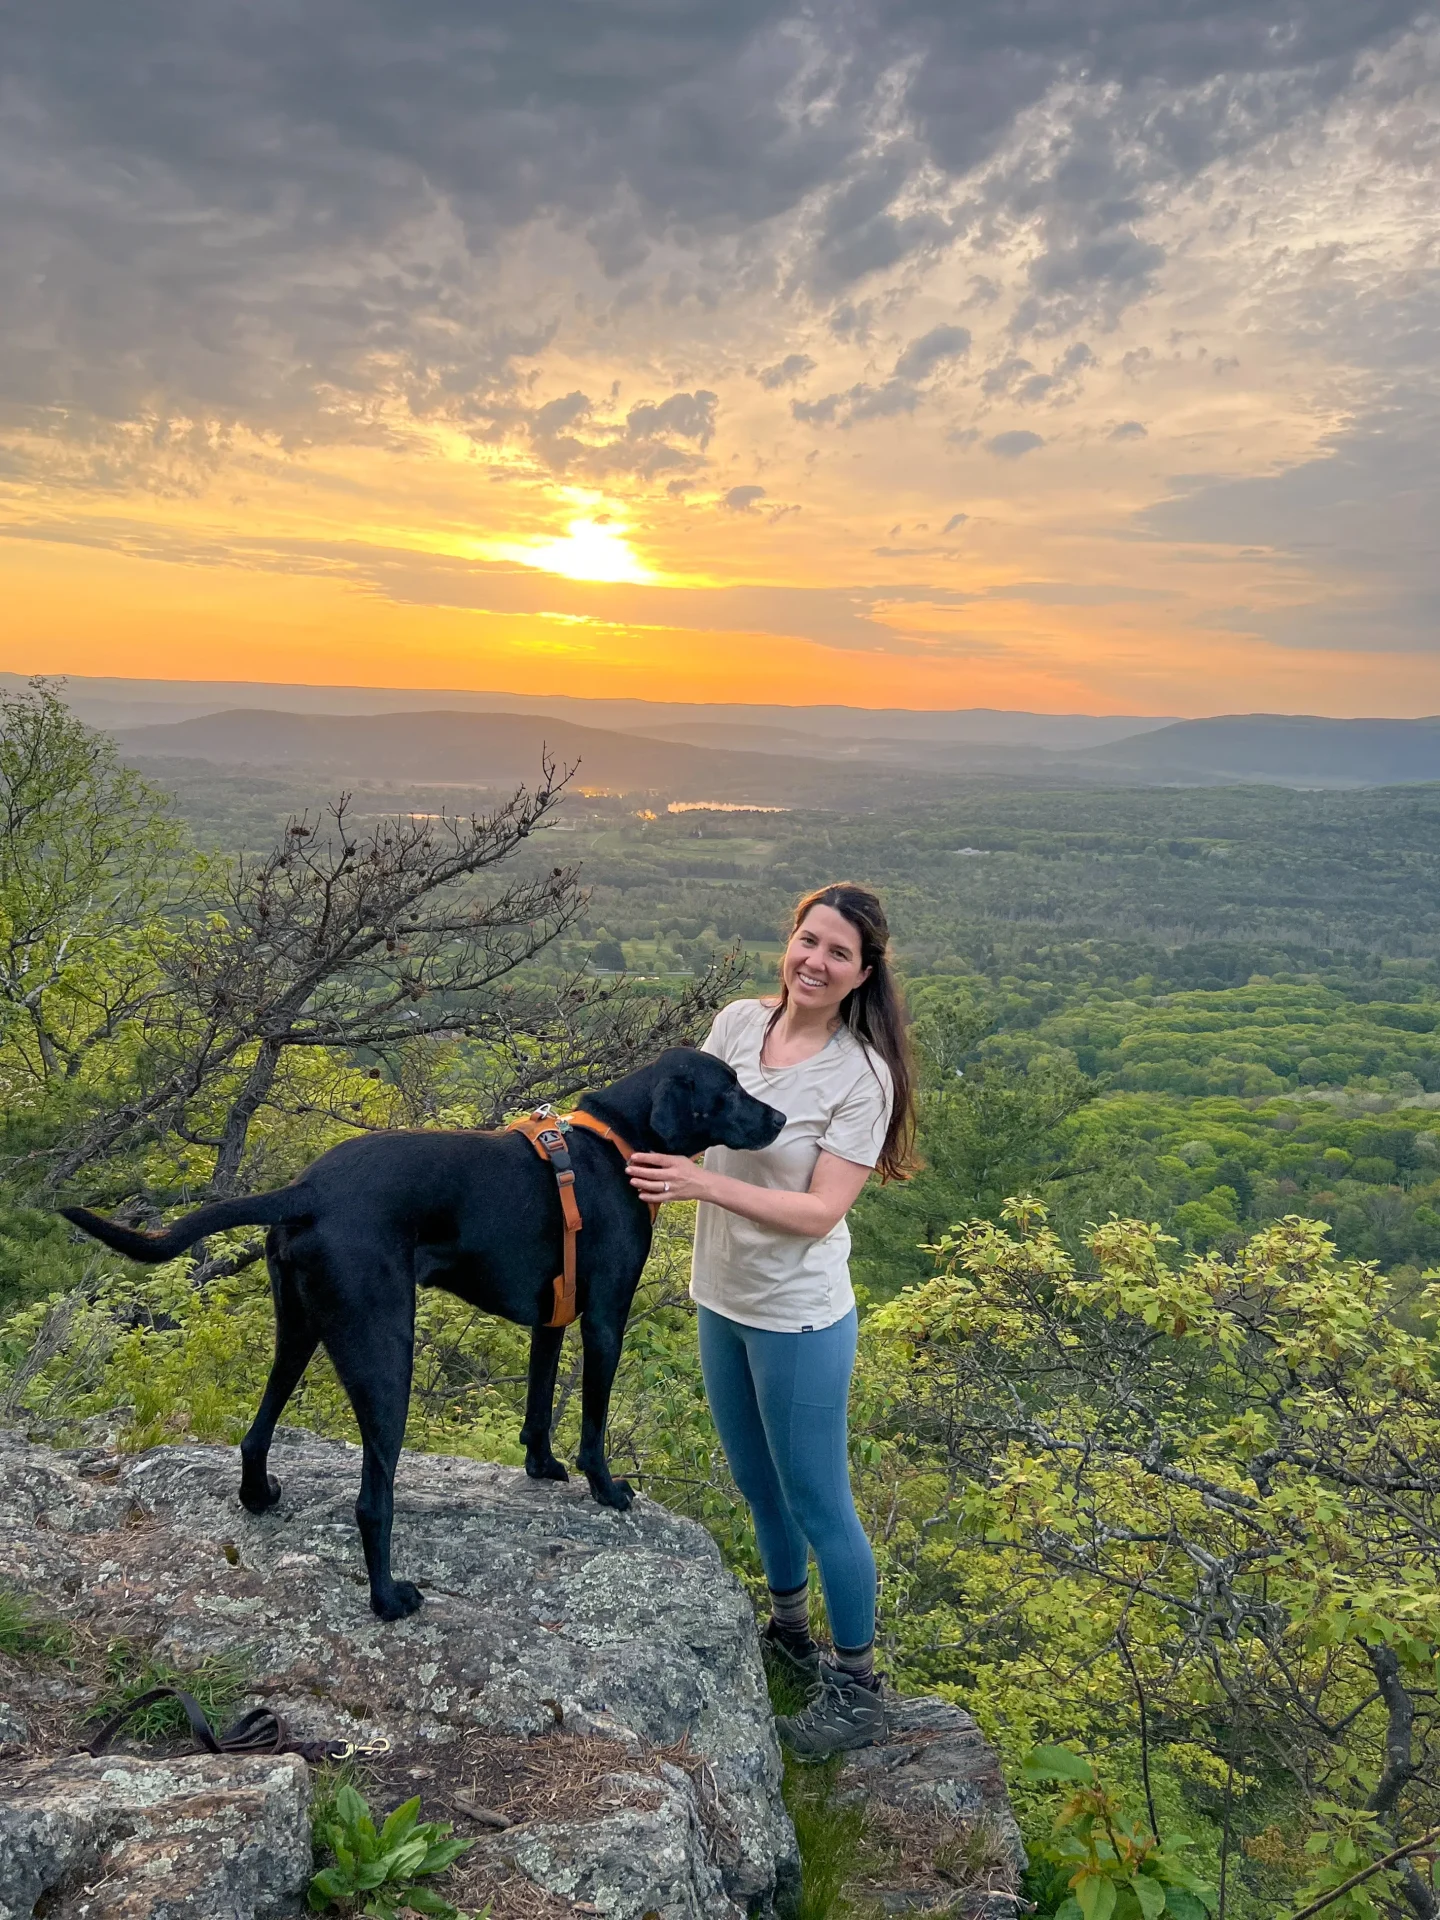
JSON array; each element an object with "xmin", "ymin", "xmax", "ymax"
[{"xmin": 768, "ymin": 882, "xmax": 918, "ymax": 1182}]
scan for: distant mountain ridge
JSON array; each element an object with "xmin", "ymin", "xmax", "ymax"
[
  {"xmin": 112, "ymin": 705, "xmax": 1440, "ymax": 796},
  {"xmin": 3, "ymin": 672, "xmax": 1172, "ymax": 750},
  {"xmin": 19, "ymin": 672, "xmax": 1440, "ymax": 787},
  {"xmin": 113, "ymin": 707, "xmax": 975, "ymax": 807},
  {"xmin": 1081, "ymin": 715, "xmax": 1440, "ymax": 786}
]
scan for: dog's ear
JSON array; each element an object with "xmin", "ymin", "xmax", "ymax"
[{"xmin": 648, "ymin": 1070, "xmax": 695, "ymax": 1150}]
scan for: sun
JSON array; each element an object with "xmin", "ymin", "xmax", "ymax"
[{"xmin": 503, "ymin": 517, "xmax": 655, "ymax": 585}]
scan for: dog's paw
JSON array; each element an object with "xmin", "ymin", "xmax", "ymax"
[
  {"xmin": 526, "ymin": 1455, "xmax": 570, "ymax": 1483},
  {"xmin": 588, "ymin": 1475, "xmax": 634, "ymax": 1511},
  {"xmin": 238, "ymin": 1473, "xmax": 282, "ymax": 1514},
  {"xmin": 371, "ymin": 1580, "xmax": 425, "ymax": 1622}
]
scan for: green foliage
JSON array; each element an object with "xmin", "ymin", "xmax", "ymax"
[
  {"xmin": 495, "ymin": 781, "xmax": 1440, "ymax": 975},
  {"xmin": 0, "ymin": 1206, "xmax": 105, "ymax": 1316},
  {"xmin": 1022, "ymin": 1748, "xmax": 1217, "ymax": 1919},
  {"xmin": 1286, "ymin": 1802, "xmax": 1423, "ymax": 1919},
  {"xmin": 91, "ymin": 1641, "xmax": 250, "ymax": 1744},
  {"xmin": 588, "ymin": 935, "xmax": 627, "ymax": 972},
  {"xmin": 780, "ymin": 1755, "xmax": 866, "ymax": 1920},
  {"xmin": 866, "ymin": 1201, "xmax": 1440, "ymax": 1914},
  {"xmin": 1013, "ymin": 978, "xmax": 1440, "ymax": 1098},
  {"xmin": 0, "ymin": 678, "xmax": 191, "ymax": 1108},
  {"xmin": 852, "ymin": 976, "xmax": 1095, "ymax": 1293},
  {"xmin": 1048, "ymin": 1088, "xmax": 1440, "ymax": 1269},
  {"xmin": 307, "ymin": 1782, "xmax": 473, "ymax": 1918},
  {"xmin": 0, "ymin": 1582, "xmax": 72, "ymax": 1660}
]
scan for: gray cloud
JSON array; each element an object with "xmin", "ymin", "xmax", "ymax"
[
  {"xmin": 981, "ymin": 343, "xmax": 1095, "ymax": 405},
  {"xmin": 792, "ymin": 380, "xmax": 922, "ymax": 427},
  {"xmin": 941, "ymin": 511, "xmax": 969, "ymax": 533},
  {"xmin": 1110, "ymin": 420, "xmax": 1148, "ymax": 441},
  {"xmin": 722, "ymin": 485, "xmax": 767, "ymax": 511},
  {"xmin": 513, "ymin": 387, "xmax": 718, "ymax": 479},
  {"xmin": 987, "ymin": 430, "xmax": 1045, "ymax": 458},
  {"xmin": 894, "ymin": 325, "xmax": 972, "ymax": 380},
  {"xmin": 756, "ymin": 354, "xmax": 817, "ymax": 389},
  {"xmin": 0, "ymin": 0, "xmax": 1423, "ymax": 457},
  {"xmin": 985, "ymin": 581, "xmax": 1168, "ymax": 604},
  {"xmin": 625, "ymin": 392, "xmax": 717, "ymax": 448}
]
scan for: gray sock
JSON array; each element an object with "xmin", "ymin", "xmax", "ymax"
[
  {"xmin": 832, "ymin": 1640, "xmax": 877, "ymax": 1688},
  {"xmin": 768, "ymin": 1584, "xmax": 813, "ymax": 1646}
]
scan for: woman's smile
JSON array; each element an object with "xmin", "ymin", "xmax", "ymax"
[{"xmin": 780, "ymin": 902, "xmax": 871, "ymax": 1017}]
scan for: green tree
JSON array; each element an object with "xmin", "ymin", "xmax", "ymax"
[
  {"xmin": 0, "ymin": 677, "xmax": 188, "ymax": 1101},
  {"xmin": 869, "ymin": 1205, "xmax": 1440, "ymax": 1918},
  {"xmin": 0, "ymin": 695, "xmax": 743, "ymax": 1241},
  {"xmin": 45, "ymin": 784, "xmax": 740, "ymax": 1207}
]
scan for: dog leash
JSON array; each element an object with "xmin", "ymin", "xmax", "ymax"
[
  {"xmin": 505, "ymin": 1109, "xmax": 655, "ymax": 1329},
  {"xmin": 83, "ymin": 1685, "xmax": 392, "ymax": 1766}
]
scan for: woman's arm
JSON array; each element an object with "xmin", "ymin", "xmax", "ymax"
[{"xmin": 627, "ymin": 1148, "xmax": 872, "ymax": 1238}]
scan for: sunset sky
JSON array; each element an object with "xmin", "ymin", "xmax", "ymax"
[{"xmin": 3, "ymin": 1, "xmax": 1439, "ymax": 715}]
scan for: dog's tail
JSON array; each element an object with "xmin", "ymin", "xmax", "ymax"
[{"xmin": 61, "ymin": 1186, "xmax": 311, "ymax": 1265}]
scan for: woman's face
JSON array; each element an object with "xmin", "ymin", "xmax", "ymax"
[{"xmin": 781, "ymin": 903, "xmax": 872, "ymax": 1018}]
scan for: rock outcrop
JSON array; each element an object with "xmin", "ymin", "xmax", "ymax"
[
  {"xmin": 836, "ymin": 1696, "xmax": 1027, "ymax": 1915},
  {"xmin": 0, "ymin": 1753, "xmax": 311, "ymax": 1920},
  {"xmin": 0, "ymin": 1426, "xmax": 1023, "ymax": 1919}
]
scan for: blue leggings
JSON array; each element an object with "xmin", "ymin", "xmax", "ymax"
[{"xmin": 698, "ymin": 1304, "xmax": 876, "ymax": 1648}]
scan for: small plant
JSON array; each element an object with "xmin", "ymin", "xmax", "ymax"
[
  {"xmin": 1022, "ymin": 1746, "xmax": 1217, "ymax": 1920},
  {"xmin": 308, "ymin": 1781, "xmax": 474, "ymax": 1918},
  {"xmin": 0, "ymin": 1582, "xmax": 73, "ymax": 1661}
]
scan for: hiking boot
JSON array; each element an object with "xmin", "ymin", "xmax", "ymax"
[
  {"xmin": 761, "ymin": 1618, "xmax": 822, "ymax": 1687},
  {"xmin": 775, "ymin": 1668, "xmax": 886, "ymax": 1761}
]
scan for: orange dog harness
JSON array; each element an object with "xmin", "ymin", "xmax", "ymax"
[{"xmin": 506, "ymin": 1110, "xmax": 655, "ymax": 1328}]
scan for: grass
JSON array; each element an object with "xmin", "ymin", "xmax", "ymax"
[
  {"xmin": 1, "ymin": 1584, "xmax": 255, "ymax": 1753},
  {"xmin": 766, "ymin": 1650, "xmax": 869, "ymax": 1920},
  {"xmin": 89, "ymin": 1639, "xmax": 252, "ymax": 1745},
  {"xmin": 0, "ymin": 1583, "xmax": 73, "ymax": 1661},
  {"xmin": 782, "ymin": 1753, "xmax": 868, "ymax": 1920}
]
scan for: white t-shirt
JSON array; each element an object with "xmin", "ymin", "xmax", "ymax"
[{"xmin": 690, "ymin": 998, "xmax": 894, "ymax": 1333}]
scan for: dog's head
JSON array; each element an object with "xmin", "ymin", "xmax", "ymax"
[{"xmin": 646, "ymin": 1048, "xmax": 785, "ymax": 1157}]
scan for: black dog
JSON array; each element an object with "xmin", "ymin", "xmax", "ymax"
[{"xmin": 63, "ymin": 1047, "xmax": 784, "ymax": 1619}]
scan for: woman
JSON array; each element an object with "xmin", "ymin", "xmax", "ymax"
[{"xmin": 629, "ymin": 882, "xmax": 916, "ymax": 1759}]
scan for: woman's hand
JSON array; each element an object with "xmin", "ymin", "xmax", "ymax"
[
  {"xmin": 629, "ymin": 1151, "xmax": 711, "ymax": 1205},
  {"xmin": 629, "ymin": 1148, "xmax": 873, "ymax": 1237}
]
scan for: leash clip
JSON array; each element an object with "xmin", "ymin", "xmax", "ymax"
[{"xmin": 333, "ymin": 1734, "xmax": 392, "ymax": 1761}]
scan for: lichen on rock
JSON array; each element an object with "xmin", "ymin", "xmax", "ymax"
[
  {"xmin": 0, "ymin": 1426, "xmax": 796, "ymax": 1918},
  {"xmin": 0, "ymin": 1752, "xmax": 312, "ymax": 1920},
  {"xmin": 0, "ymin": 1426, "xmax": 1024, "ymax": 1920}
]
